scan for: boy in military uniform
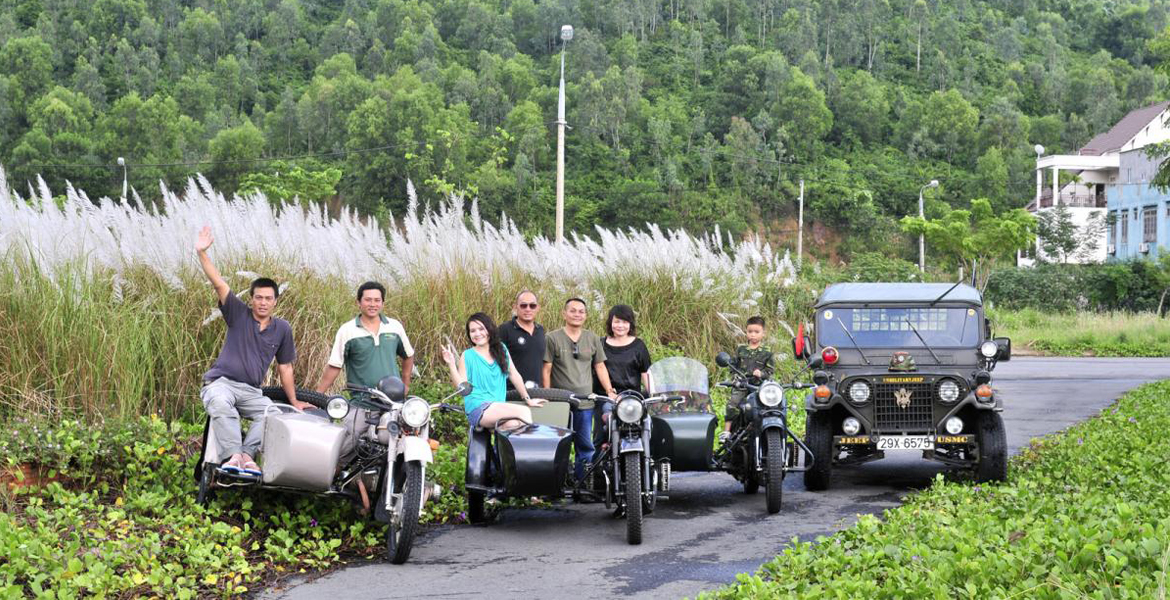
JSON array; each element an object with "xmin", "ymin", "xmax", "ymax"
[{"xmin": 719, "ymin": 316, "xmax": 775, "ymax": 443}]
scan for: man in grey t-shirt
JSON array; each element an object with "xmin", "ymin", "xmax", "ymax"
[
  {"xmin": 196, "ymin": 226, "xmax": 305, "ymax": 478},
  {"xmin": 543, "ymin": 298, "xmax": 617, "ymax": 481}
]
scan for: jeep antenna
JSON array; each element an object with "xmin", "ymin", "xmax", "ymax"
[{"xmin": 929, "ymin": 276, "xmax": 965, "ymax": 306}]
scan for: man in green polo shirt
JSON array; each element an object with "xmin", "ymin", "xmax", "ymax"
[{"xmin": 315, "ymin": 281, "xmax": 415, "ymax": 393}]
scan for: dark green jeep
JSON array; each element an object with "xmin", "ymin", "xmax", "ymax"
[{"xmin": 792, "ymin": 282, "xmax": 1011, "ymax": 490}]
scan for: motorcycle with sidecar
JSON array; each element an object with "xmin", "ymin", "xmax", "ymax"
[{"xmin": 194, "ymin": 376, "xmax": 468, "ymax": 564}]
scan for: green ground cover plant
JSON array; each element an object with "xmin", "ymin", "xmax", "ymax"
[
  {"xmin": 705, "ymin": 381, "xmax": 1170, "ymax": 600},
  {"xmin": 991, "ymin": 308, "xmax": 1170, "ymax": 357}
]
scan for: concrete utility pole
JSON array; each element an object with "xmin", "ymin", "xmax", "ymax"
[
  {"xmin": 918, "ymin": 179, "xmax": 939, "ymax": 272},
  {"xmin": 555, "ymin": 25, "xmax": 573, "ymax": 245},
  {"xmin": 797, "ymin": 179, "xmax": 804, "ymax": 271},
  {"xmin": 118, "ymin": 157, "xmax": 127, "ymax": 200}
]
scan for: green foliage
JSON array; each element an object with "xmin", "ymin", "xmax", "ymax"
[
  {"xmin": 901, "ymin": 198, "xmax": 1037, "ymax": 289},
  {"xmin": 845, "ymin": 252, "xmax": 922, "ymax": 283},
  {"xmin": 707, "ymin": 380, "xmax": 1170, "ymax": 599},
  {"xmin": 0, "ymin": 415, "xmax": 449, "ymax": 597},
  {"xmin": 0, "ymin": 0, "xmax": 1166, "ymax": 251},
  {"xmin": 986, "ymin": 258, "xmax": 1170, "ymax": 313},
  {"xmin": 239, "ymin": 162, "xmax": 342, "ymax": 206},
  {"xmin": 990, "ymin": 308, "xmax": 1170, "ymax": 357}
]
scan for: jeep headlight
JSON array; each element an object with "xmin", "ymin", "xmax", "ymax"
[
  {"xmin": 326, "ymin": 396, "xmax": 350, "ymax": 419},
  {"xmin": 938, "ymin": 379, "xmax": 961, "ymax": 404},
  {"xmin": 758, "ymin": 382, "xmax": 784, "ymax": 407},
  {"xmin": 980, "ymin": 340, "xmax": 998, "ymax": 358},
  {"xmin": 616, "ymin": 398, "xmax": 644, "ymax": 423},
  {"xmin": 400, "ymin": 398, "xmax": 430, "ymax": 428},
  {"xmin": 848, "ymin": 380, "xmax": 871, "ymax": 404}
]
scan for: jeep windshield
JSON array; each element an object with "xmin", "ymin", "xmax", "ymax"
[{"xmin": 817, "ymin": 306, "xmax": 980, "ymax": 349}]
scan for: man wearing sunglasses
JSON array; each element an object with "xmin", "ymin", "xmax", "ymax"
[
  {"xmin": 499, "ymin": 290, "xmax": 546, "ymax": 390},
  {"xmin": 543, "ymin": 297, "xmax": 618, "ymax": 482}
]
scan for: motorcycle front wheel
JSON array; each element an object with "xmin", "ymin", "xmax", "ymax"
[
  {"xmin": 387, "ymin": 461, "xmax": 423, "ymax": 564},
  {"xmin": 624, "ymin": 452, "xmax": 643, "ymax": 545},
  {"xmin": 764, "ymin": 428, "xmax": 784, "ymax": 514}
]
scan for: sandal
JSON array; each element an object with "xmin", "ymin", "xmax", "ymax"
[
  {"xmin": 217, "ymin": 457, "xmax": 244, "ymax": 476},
  {"xmin": 240, "ymin": 460, "xmax": 263, "ymax": 478}
]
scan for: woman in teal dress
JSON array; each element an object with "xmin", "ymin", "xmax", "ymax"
[{"xmin": 441, "ymin": 312, "xmax": 545, "ymax": 428}]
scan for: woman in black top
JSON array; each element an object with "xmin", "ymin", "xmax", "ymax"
[{"xmin": 595, "ymin": 305, "xmax": 652, "ymax": 438}]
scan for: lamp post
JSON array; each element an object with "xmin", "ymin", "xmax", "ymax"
[
  {"xmin": 117, "ymin": 157, "xmax": 127, "ymax": 200},
  {"xmin": 555, "ymin": 24, "xmax": 573, "ymax": 245},
  {"xmin": 918, "ymin": 179, "xmax": 939, "ymax": 272}
]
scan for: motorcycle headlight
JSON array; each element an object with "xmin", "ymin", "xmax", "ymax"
[
  {"xmin": 616, "ymin": 398, "xmax": 644, "ymax": 424},
  {"xmin": 400, "ymin": 398, "xmax": 430, "ymax": 428},
  {"xmin": 758, "ymin": 382, "xmax": 784, "ymax": 407},
  {"xmin": 938, "ymin": 379, "xmax": 961, "ymax": 404},
  {"xmin": 326, "ymin": 396, "xmax": 350, "ymax": 419},
  {"xmin": 980, "ymin": 341, "xmax": 998, "ymax": 358},
  {"xmin": 848, "ymin": 381, "xmax": 871, "ymax": 404}
]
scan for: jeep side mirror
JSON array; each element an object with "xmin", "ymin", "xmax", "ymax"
[
  {"xmin": 994, "ymin": 337, "xmax": 1011, "ymax": 362},
  {"xmin": 715, "ymin": 352, "xmax": 732, "ymax": 367},
  {"xmin": 791, "ymin": 335, "xmax": 812, "ymax": 361}
]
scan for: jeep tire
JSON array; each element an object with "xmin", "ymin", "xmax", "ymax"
[{"xmin": 804, "ymin": 411, "xmax": 833, "ymax": 491}]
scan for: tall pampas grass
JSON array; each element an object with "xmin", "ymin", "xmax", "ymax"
[{"xmin": 0, "ymin": 169, "xmax": 803, "ymax": 420}]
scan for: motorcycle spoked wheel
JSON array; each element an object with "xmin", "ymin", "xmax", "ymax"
[
  {"xmin": 624, "ymin": 452, "xmax": 644, "ymax": 545},
  {"xmin": 196, "ymin": 462, "xmax": 216, "ymax": 506},
  {"xmin": 764, "ymin": 429, "xmax": 784, "ymax": 514},
  {"xmin": 386, "ymin": 461, "xmax": 423, "ymax": 564}
]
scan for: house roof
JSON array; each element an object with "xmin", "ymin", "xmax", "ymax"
[
  {"xmin": 815, "ymin": 283, "xmax": 983, "ymax": 307},
  {"xmin": 1079, "ymin": 101, "xmax": 1170, "ymax": 156}
]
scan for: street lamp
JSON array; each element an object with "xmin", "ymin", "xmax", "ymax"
[
  {"xmin": 117, "ymin": 156, "xmax": 127, "ymax": 200},
  {"xmin": 918, "ymin": 179, "xmax": 939, "ymax": 272},
  {"xmin": 555, "ymin": 24, "xmax": 573, "ymax": 245}
]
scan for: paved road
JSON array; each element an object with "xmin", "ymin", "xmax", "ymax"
[{"xmin": 264, "ymin": 358, "xmax": 1170, "ymax": 600}]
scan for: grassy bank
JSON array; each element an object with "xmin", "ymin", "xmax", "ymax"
[
  {"xmin": 991, "ymin": 308, "xmax": 1170, "ymax": 357},
  {"xmin": 0, "ymin": 179, "xmax": 811, "ymax": 422},
  {"xmin": 705, "ymin": 380, "xmax": 1170, "ymax": 600}
]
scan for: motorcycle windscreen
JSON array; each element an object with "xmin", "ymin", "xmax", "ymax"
[
  {"xmin": 647, "ymin": 356, "xmax": 712, "ymax": 414},
  {"xmin": 647, "ymin": 356, "xmax": 716, "ymax": 471}
]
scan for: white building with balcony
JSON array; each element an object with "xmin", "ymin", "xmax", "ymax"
[{"xmin": 1020, "ymin": 100, "xmax": 1170, "ymax": 266}]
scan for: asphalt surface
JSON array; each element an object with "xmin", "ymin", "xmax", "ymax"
[{"xmin": 262, "ymin": 357, "xmax": 1170, "ymax": 600}]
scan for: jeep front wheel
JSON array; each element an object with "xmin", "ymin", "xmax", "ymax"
[
  {"xmin": 974, "ymin": 411, "xmax": 1007, "ymax": 483},
  {"xmin": 803, "ymin": 411, "xmax": 833, "ymax": 491}
]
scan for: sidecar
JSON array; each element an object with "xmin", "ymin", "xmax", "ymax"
[
  {"xmin": 194, "ymin": 387, "xmax": 337, "ymax": 503},
  {"xmin": 646, "ymin": 357, "xmax": 718, "ymax": 473},
  {"xmin": 464, "ymin": 389, "xmax": 577, "ymax": 522}
]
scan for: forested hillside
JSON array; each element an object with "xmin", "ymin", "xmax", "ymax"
[{"xmin": 2, "ymin": 0, "xmax": 1168, "ymax": 254}]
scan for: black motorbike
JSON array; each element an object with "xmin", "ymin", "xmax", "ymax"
[
  {"xmin": 574, "ymin": 389, "xmax": 683, "ymax": 545},
  {"xmin": 713, "ymin": 352, "xmax": 821, "ymax": 513}
]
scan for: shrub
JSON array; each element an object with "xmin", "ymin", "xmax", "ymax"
[{"xmin": 706, "ymin": 381, "xmax": 1170, "ymax": 599}]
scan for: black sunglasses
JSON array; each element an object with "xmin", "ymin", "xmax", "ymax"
[
  {"xmin": 571, "ymin": 341, "xmax": 579, "ymax": 359},
  {"xmin": 519, "ymin": 302, "xmax": 538, "ymax": 309}
]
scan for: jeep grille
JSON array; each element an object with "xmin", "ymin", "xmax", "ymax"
[{"xmin": 873, "ymin": 382, "xmax": 933, "ymax": 432}]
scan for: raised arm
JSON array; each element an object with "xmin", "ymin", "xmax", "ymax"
[
  {"xmin": 195, "ymin": 226, "xmax": 229, "ymax": 304},
  {"xmin": 441, "ymin": 344, "xmax": 467, "ymax": 388}
]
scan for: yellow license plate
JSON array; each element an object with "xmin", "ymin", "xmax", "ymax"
[
  {"xmin": 935, "ymin": 435, "xmax": 972, "ymax": 444},
  {"xmin": 836, "ymin": 436, "xmax": 871, "ymax": 445}
]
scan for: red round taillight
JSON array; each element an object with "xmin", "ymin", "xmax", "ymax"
[{"xmin": 822, "ymin": 346, "xmax": 839, "ymax": 365}]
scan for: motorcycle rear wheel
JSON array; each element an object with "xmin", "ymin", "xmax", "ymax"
[
  {"xmin": 624, "ymin": 452, "xmax": 643, "ymax": 545},
  {"xmin": 387, "ymin": 461, "xmax": 422, "ymax": 564},
  {"xmin": 764, "ymin": 429, "xmax": 783, "ymax": 514},
  {"xmin": 741, "ymin": 435, "xmax": 760, "ymax": 494}
]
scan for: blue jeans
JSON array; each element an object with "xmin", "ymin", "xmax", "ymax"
[{"xmin": 571, "ymin": 408, "xmax": 595, "ymax": 481}]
